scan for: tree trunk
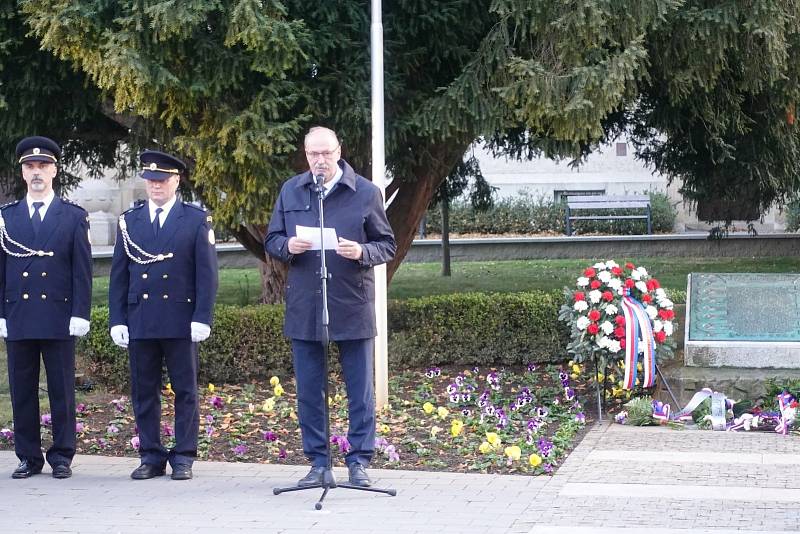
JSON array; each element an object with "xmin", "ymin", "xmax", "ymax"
[
  {"xmin": 231, "ymin": 223, "xmax": 287, "ymax": 304},
  {"xmin": 441, "ymin": 199, "xmax": 451, "ymax": 277},
  {"xmin": 385, "ymin": 141, "xmax": 470, "ymax": 281}
]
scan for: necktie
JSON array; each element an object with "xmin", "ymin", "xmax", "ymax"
[
  {"xmin": 153, "ymin": 207, "xmax": 163, "ymax": 238},
  {"xmin": 31, "ymin": 201, "xmax": 44, "ymax": 236}
]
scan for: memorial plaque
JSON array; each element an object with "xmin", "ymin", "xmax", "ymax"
[
  {"xmin": 685, "ymin": 273, "xmax": 800, "ymax": 368},
  {"xmin": 688, "ymin": 273, "xmax": 800, "ymax": 342}
]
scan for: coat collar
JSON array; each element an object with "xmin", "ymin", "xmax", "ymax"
[{"xmin": 295, "ymin": 159, "xmax": 358, "ymax": 192}]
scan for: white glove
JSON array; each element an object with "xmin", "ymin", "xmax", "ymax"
[
  {"xmin": 110, "ymin": 324, "xmax": 129, "ymax": 348},
  {"xmin": 69, "ymin": 317, "xmax": 90, "ymax": 337},
  {"xmin": 0, "ymin": 318, "xmax": 7, "ymax": 338},
  {"xmin": 190, "ymin": 322, "xmax": 211, "ymax": 342}
]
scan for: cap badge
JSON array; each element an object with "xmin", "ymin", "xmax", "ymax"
[
  {"xmin": 33, "ymin": 148, "xmax": 40, "ymax": 155},
  {"xmin": 149, "ymin": 163, "xmax": 157, "ymax": 170}
]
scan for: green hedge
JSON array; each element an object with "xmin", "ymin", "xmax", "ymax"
[
  {"xmin": 424, "ymin": 192, "xmax": 676, "ymax": 235},
  {"xmin": 78, "ymin": 292, "xmax": 569, "ymax": 389}
]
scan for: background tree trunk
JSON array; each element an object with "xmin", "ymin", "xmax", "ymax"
[{"xmin": 441, "ymin": 199, "xmax": 451, "ymax": 277}]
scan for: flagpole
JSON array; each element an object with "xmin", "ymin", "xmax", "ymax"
[{"xmin": 370, "ymin": 0, "xmax": 389, "ymax": 409}]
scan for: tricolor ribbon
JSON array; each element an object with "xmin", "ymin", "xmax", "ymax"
[
  {"xmin": 776, "ymin": 392, "xmax": 797, "ymax": 435},
  {"xmin": 620, "ymin": 290, "xmax": 656, "ymax": 389}
]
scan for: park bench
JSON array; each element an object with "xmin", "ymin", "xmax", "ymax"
[{"xmin": 564, "ymin": 194, "xmax": 652, "ymax": 236}]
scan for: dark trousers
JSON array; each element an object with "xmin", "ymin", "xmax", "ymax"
[
  {"xmin": 292, "ymin": 338, "xmax": 375, "ymax": 467},
  {"xmin": 6, "ymin": 339, "xmax": 76, "ymax": 468},
  {"xmin": 129, "ymin": 339, "xmax": 199, "ymax": 468}
]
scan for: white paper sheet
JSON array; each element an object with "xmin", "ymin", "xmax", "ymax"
[{"xmin": 295, "ymin": 225, "xmax": 339, "ymax": 250}]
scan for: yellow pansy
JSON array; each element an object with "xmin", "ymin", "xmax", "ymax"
[
  {"xmin": 529, "ymin": 453, "xmax": 542, "ymax": 467},
  {"xmin": 437, "ymin": 406, "xmax": 449, "ymax": 419},
  {"xmin": 207, "ymin": 383, "xmax": 215, "ymax": 392},
  {"xmin": 450, "ymin": 420, "xmax": 464, "ymax": 437},
  {"xmin": 596, "ymin": 372, "xmax": 605, "ymax": 382},
  {"xmin": 607, "ymin": 374, "xmax": 616, "ymax": 383},
  {"xmin": 262, "ymin": 398, "xmax": 275, "ymax": 412},
  {"xmin": 486, "ymin": 432, "xmax": 502, "ymax": 448},
  {"xmin": 273, "ymin": 384, "xmax": 284, "ymax": 397},
  {"xmin": 269, "ymin": 376, "xmax": 280, "ymax": 387},
  {"xmin": 478, "ymin": 441, "xmax": 492, "ymax": 454},
  {"xmin": 334, "ymin": 393, "xmax": 343, "ymax": 402},
  {"xmin": 378, "ymin": 424, "xmax": 390, "ymax": 434},
  {"xmin": 571, "ymin": 364, "xmax": 581, "ymax": 375},
  {"xmin": 423, "ymin": 402, "xmax": 435, "ymax": 414},
  {"xmin": 430, "ymin": 426, "xmax": 442, "ymax": 438},
  {"xmin": 504, "ymin": 446, "xmax": 521, "ymax": 461}
]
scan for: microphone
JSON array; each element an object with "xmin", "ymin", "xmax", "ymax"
[{"xmin": 314, "ymin": 173, "xmax": 325, "ymax": 188}]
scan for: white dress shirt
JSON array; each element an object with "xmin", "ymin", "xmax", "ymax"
[
  {"xmin": 26, "ymin": 191, "xmax": 55, "ymax": 220},
  {"xmin": 148, "ymin": 196, "xmax": 177, "ymax": 228}
]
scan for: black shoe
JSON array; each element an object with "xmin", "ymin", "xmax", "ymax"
[
  {"xmin": 130, "ymin": 463, "xmax": 166, "ymax": 480},
  {"xmin": 52, "ymin": 464, "xmax": 72, "ymax": 479},
  {"xmin": 297, "ymin": 466, "xmax": 325, "ymax": 487},
  {"xmin": 11, "ymin": 460, "xmax": 42, "ymax": 479},
  {"xmin": 347, "ymin": 463, "xmax": 371, "ymax": 487},
  {"xmin": 171, "ymin": 464, "xmax": 193, "ymax": 480}
]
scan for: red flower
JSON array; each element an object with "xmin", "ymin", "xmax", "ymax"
[
  {"xmin": 642, "ymin": 294, "xmax": 652, "ymax": 303},
  {"xmin": 574, "ymin": 292, "xmax": 586, "ymax": 302},
  {"xmin": 625, "ymin": 262, "xmax": 635, "ymax": 269},
  {"xmin": 602, "ymin": 291, "xmax": 614, "ymax": 302},
  {"xmin": 614, "ymin": 327, "xmax": 626, "ymax": 339},
  {"xmin": 646, "ymin": 280, "xmax": 656, "ymax": 291},
  {"xmin": 587, "ymin": 323, "xmax": 599, "ymax": 335},
  {"xmin": 651, "ymin": 278, "xmax": 660, "ymax": 289},
  {"xmin": 590, "ymin": 280, "xmax": 602, "ymax": 289},
  {"xmin": 611, "ymin": 266, "xmax": 623, "ymax": 275},
  {"xmin": 654, "ymin": 331, "xmax": 667, "ymax": 343},
  {"xmin": 619, "ymin": 338, "xmax": 626, "ymax": 348},
  {"xmin": 587, "ymin": 310, "xmax": 601, "ymax": 322},
  {"xmin": 624, "ymin": 279, "xmax": 635, "ymax": 288},
  {"xmin": 584, "ymin": 267, "xmax": 596, "ymax": 277},
  {"xmin": 614, "ymin": 315, "xmax": 626, "ymax": 326},
  {"xmin": 658, "ymin": 309, "xmax": 675, "ymax": 321}
]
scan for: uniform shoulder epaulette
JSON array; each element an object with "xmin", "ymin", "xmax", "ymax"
[
  {"xmin": 120, "ymin": 202, "xmax": 146, "ymax": 217},
  {"xmin": 61, "ymin": 197, "xmax": 87, "ymax": 212},
  {"xmin": 182, "ymin": 201, "xmax": 207, "ymax": 213},
  {"xmin": 0, "ymin": 199, "xmax": 20, "ymax": 211}
]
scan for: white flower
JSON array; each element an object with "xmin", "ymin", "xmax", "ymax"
[
  {"xmin": 660, "ymin": 299, "xmax": 674, "ymax": 309},
  {"xmin": 663, "ymin": 321, "xmax": 674, "ymax": 336},
  {"xmin": 605, "ymin": 304, "xmax": 618, "ymax": 315},
  {"xmin": 653, "ymin": 320, "xmax": 664, "ymax": 332},
  {"xmin": 589, "ymin": 290, "xmax": 602, "ymax": 304},
  {"xmin": 600, "ymin": 321, "xmax": 614, "ymax": 335},
  {"xmin": 631, "ymin": 270, "xmax": 642, "ymax": 281},
  {"xmin": 608, "ymin": 279, "xmax": 622, "ymax": 290},
  {"xmin": 577, "ymin": 277, "xmax": 590, "ymax": 287},
  {"xmin": 607, "ymin": 340, "xmax": 622, "ymax": 353},
  {"xmin": 637, "ymin": 267, "xmax": 648, "ymax": 277},
  {"xmin": 645, "ymin": 305, "xmax": 658, "ymax": 320},
  {"xmin": 573, "ymin": 301, "xmax": 589, "ymax": 312},
  {"xmin": 576, "ymin": 316, "xmax": 590, "ymax": 330},
  {"xmin": 605, "ymin": 260, "xmax": 619, "ymax": 269},
  {"xmin": 593, "ymin": 262, "xmax": 607, "ymax": 270},
  {"xmin": 655, "ymin": 288, "xmax": 667, "ymax": 299},
  {"xmin": 596, "ymin": 336, "xmax": 609, "ymax": 348},
  {"xmin": 598, "ymin": 271, "xmax": 612, "ymax": 283},
  {"xmin": 635, "ymin": 281, "xmax": 648, "ymax": 294}
]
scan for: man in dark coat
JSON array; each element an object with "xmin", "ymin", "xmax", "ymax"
[
  {"xmin": 266, "ymin": 126, "xmax": 396, "ymax": 487},
  {"xmin": 0, "ymin": 136, "xmax": 92, "ymax": 479},
  {"xmin": 109, "ymin": 150, "xmax": 218, "ymax": 481}
]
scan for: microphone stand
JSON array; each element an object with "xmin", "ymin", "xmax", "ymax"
[{"xmin": 273, "ymin": 174, "xmax": 396, "ymax": 510}]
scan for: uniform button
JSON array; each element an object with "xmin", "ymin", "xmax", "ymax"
[
  {"xmin": 162, "ymin": 274, "xmax": 168, "ymax": 279},
  {"xmin": 143, "ymin": 293, "xmax": 149, "ymax": 300},
  {"xmin": 22, "ymin": 272, "xmax": 28, "ymax": 277},
  {"xmin": 142, "ymin": 273, "xmax": 148, "ymax": 279},
  {"xmin": 41, "ymin": 272, "xmax": 46, "ymax": 277},
  {"xmin": 163, "ymin": 294, "xmax": 168, "ymax": 299},
  {"xmin": 187, "ymin": 298, "xmax": 192, "ymax": 303},
  {"xmin": 41, "ymin": 294, "xmax": 46, "ymax": 300},
  {"xmin": 22, "ymin": 293, "xmax": 28, "ymax": 300}
]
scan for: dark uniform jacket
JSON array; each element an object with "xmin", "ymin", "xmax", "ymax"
[
  {"xmin": 109, "ymin": 201, "xmax": 218, "ymax": 339},
  {"xmin": 0, "ymin": 198, "xmax": 91, "ymax": 340},
  {"xmin": 265, "ymin": 159, "xmax": 396, "ymax": 341}
]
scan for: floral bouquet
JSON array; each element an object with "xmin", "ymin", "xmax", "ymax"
[{"xmin": 558, "ymin": 260, "xmax": 676, "ymax": 390}]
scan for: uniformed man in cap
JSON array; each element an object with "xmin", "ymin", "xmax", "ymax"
[
  {"xmin": 108, "ymin": 150, "xmax": 218, "ymax": 481},
  {"xmin": 0, "ymin": 136, "xmax": 92, "ymax": 479}
]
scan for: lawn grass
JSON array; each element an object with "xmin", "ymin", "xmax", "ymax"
[{"xmin": 91, "ymin": 256, "xmax": 800, "ymax": 305}]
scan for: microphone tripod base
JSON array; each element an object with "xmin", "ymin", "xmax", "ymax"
[{"xmin": 272, "ymin": 467, "xmax": 397, "ymax": 510}]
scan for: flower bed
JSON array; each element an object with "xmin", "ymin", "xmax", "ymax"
[{"xmin": 0, "ymin": 365, "xmax": 588, "ymax": 475}]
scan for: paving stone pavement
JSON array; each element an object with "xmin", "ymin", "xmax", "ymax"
[{"xmin": 1, "ymin": 422, "xmax": 799, "ymax": 533}]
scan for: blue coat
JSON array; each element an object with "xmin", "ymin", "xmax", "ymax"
[
  {"xmin": 109, "ymin": 201, "xmax": 218, "ymax": 339},
  {"xmin": 0, "ymin": 198, "xmax": 92, "ymax": 340},
  {"xmin": 265, "ymin": 160, "xmax": 396, "ymax": 341}
]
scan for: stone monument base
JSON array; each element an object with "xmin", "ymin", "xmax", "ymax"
[{"xmin": 657, "ymin": 358, "xmax": 800, "ymax": 408}]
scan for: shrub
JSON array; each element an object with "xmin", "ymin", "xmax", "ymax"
[
  {"xmin": 79, "ymin": 292, "xmax": 570, "ymax": 389},
  {"xmin": 423, "ymin": 191, "xmax": 676, "ymax": 235},
  {"xmin": 785, "ymin": 200, "xmax": 800, "ymax": 232}
]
